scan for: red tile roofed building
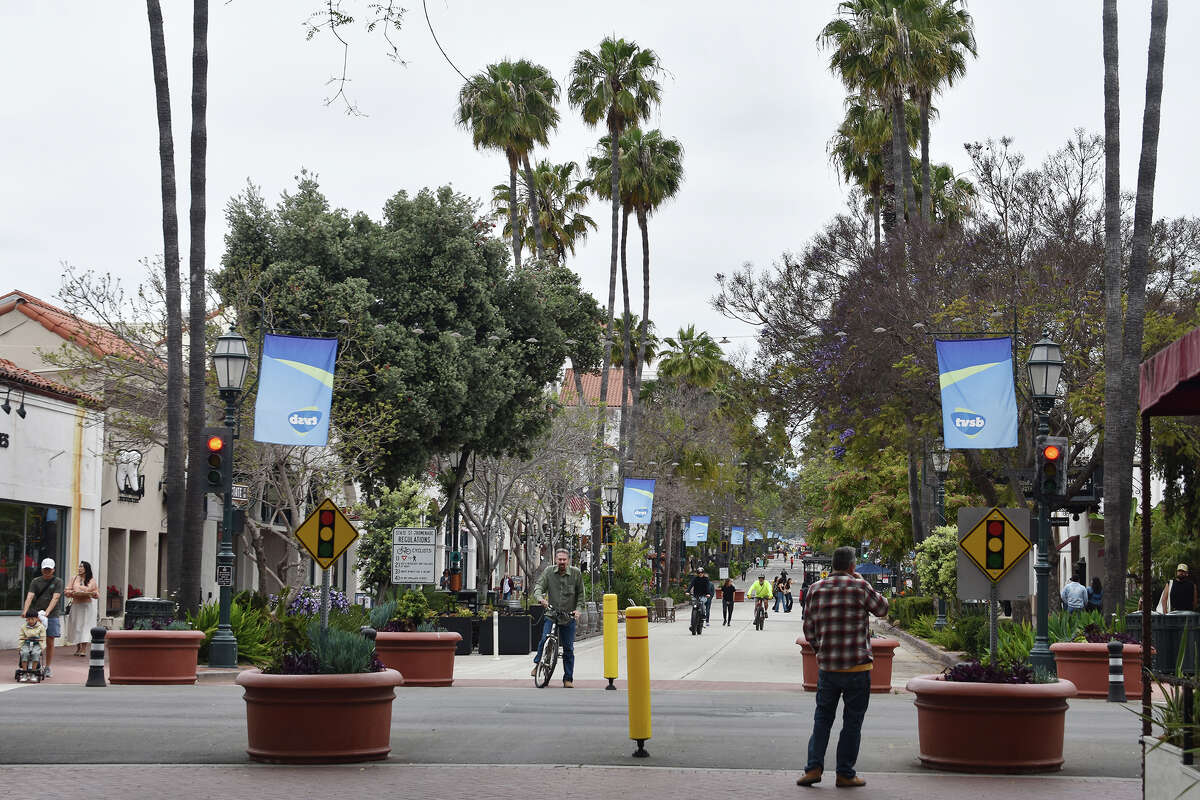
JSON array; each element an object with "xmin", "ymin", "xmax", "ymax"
[
  {"xmin": 0, "ymin": 358, "xmax": 101, "ymax": 407},
  {"xmin": 0, "ymin": 290, "xmax": 147, "ymax": 362},
  {"xmin": 558, "ymin": 367, "xmax": 633, "ymax": 407}
]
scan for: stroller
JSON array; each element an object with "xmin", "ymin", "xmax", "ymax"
[{"xmin": 15, "ymin": 614, "xmax": 47, "ymax": 682}]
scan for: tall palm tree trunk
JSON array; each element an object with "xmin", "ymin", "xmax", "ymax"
[
  {"xmin": 146, "ymin": 0, "xmax": 185, "ymax": 601},
  {"xmin": 522, "ymin": 154, "xmax": 544, "ymax": 264},
  {"xmin": 919, "ymin": 91, "xmax": 932, "ymax": 224},
  {"xmin": 593, "ymin": 127, "xmax": 622, "ymax": 568},
  {"xmin": 1114, "ymin": 0, "xmax": 1169, "ymax": 614},
  {"xmin": 888, "ymin": 93, "xmax": 907, "ymax": 246},
  {"xmin": 1101, "ymin": 0, "xmax": 1124, "ymax": 618},
  {"xmin": 618, "ymin": 206, "xmax": 633, "ymax": 475},
  {"xmin": 180, "ymin": 0, "xmax": 209, "ymax": 616},
  {"xmin": 507, "ymin": 161, "xmax": 521, "ymax": 268},
  {"xmin": 872, "ymin": 187, "xmax": 881, "ymax": 255},
  {"xmin": 629, "ymin": 206, "xmax": 652, "ymax": 460},
  {"xmin": 893, "ymin": 90, "xmax": 917, "ymax": 227}
]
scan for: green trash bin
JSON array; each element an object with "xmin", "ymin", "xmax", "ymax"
[{"xmin": 1127, "ymin": 610, "xmax": 1200, "ymax": 674}]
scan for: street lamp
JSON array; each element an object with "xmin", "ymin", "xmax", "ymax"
[
  {"xmin": 449, "ymin": 451, "xmax": 464, "ymax": 592},
  {"xmin": 603, "ymin": 485, "xmax": 618, "ymax": 591},
  {"xmin": 929, "ymin": 443, "xmax": 951, "ymax": 631},
  {"xmin": 1026, "ymin": 330, "xmax": 1065, "ymax": 675},
  {"xmin": 208, "ymin": 327, "xmax": 250, "ymax": 668}
]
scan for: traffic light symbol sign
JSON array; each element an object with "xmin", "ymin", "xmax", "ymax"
[
  {"xmin": 985, "ymin": 520, "xmax": 1004, "ymax": 571},
  {"xmin": 318, "ymin": 509, "xmax": 335, "ymax": 558},
  {"xmin": 720, "ymin": 540, "xmax": 729, "ymax": 554}
]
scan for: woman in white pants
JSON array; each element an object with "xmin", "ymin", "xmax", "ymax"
[{"xmin": 65, "ymin": 560, "xmax": 99, "ymax": 655}]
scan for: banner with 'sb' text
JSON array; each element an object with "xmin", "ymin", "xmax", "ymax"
[
  {"xmin": 621, "ymin": 478, "xmax": 656, "ymax": 524},
  {"xmin": 935, "ymin": 337, "xmax": 1018, "ymax": 450},
  {"xmin": 253, "ymin": 334, "xmax": 338, "ymax": 447}
]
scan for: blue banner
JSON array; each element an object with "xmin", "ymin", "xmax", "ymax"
[
  {"xmin": 685, "ymin": 515, "xmax": 709, "ymax": 546},
  {"xmin": 730, "ymin": 525, "xmax": 744, "ymax": 546},
  {"xmin": 253, "ymin": 334, "xmax": 338, "ymax": 446},
  {"xmin": 935, "ymin": 338, "xmax": 1018, "ymax": 449},
  {"xmin": 747, "ymin": 528, "xmax": 761, "ymax": 541},
  {"xmin": 621, "ymin": 478, "xmax": 656, "ymax": 524}
]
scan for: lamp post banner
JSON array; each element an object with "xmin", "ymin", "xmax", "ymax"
[
  {"xmin": 621, "ymin": 478, "xmax": 656, "ymax": 524},
  {"xmin": 253, "ymin": 334, "xmax": 338, "ymax": 446},
  {"xmin": 935, "ymin": 337, "xmax": 1018, "ymax": 449},
  {"xmin": 730, "ymin": 525, "xmax": 744, "ymax": 545},
  {"xmin": 685, "ymin": 515, "xmax": 709, "ymax": 546}
]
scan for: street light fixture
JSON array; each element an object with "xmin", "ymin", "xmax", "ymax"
[
  {"xmin": 448, "ymin": 451, "xmax": 464, "ymax": 591},
  {"xmin": 1026, "ymin": 330, "xmax": 1065, "ymax": 675},
  {"xmin": 208, "ymin": 327, "xmax": 249, "ymax": 669},
  {"xmin": 929, "ymin": 443, "xmax": 951, "ymax": 631},
  {"xmin": 602, "ymin": 485, "xmax": 618, "ymax": 591}
]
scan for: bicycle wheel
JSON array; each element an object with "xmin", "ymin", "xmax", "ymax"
[{"xmin": 535, "ymin": 637, "xmax": 558, "ymax": 688}]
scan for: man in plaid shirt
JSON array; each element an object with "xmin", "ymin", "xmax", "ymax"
[{"xmin": 797, "ymin": 546, "xmax": 889, "ymax": 789}]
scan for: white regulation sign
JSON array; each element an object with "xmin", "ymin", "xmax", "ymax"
[{"xmin": 391, "ymin": 527, "xmax": 437, "ymax": 584}]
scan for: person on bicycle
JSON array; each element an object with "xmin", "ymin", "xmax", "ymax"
[
  {"xmin": 747, "ymin": 574, "xmax": 773, "ymax": 619},
  {"xmin": 687, "ymin": 567, "xmax": 714, "ymax": 627},
  {"xmin": 532, "ymin": 549, "xmax": 585, "ymax": 688}
]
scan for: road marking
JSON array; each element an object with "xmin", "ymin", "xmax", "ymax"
[{"xmin": 0, "ymin": 683, "xmax": 31, "ymax": 693}]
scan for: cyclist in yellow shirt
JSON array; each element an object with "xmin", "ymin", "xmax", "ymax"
[{"xmin": 747, "ymin": 574, "xmax": 774, "ymax": 619}]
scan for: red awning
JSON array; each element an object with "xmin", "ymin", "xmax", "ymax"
[{"xmin": 1139, "ymin": 326, "xmax": 1200, "ymax": 415}]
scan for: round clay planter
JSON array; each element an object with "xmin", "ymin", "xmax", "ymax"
[
  {"xmin": 905, "ymin": 674, "xmax": 1078, "ymax": 773},
  {"xmin": 375, "ymin": 631, "xmax": 462, "ymax": 686},
  {"xmin": 796, "ymin": 636, "xmax": 899, "ymax": 693},
  {"xmin": 1050, "ymin": 642, "xmax": 1150, "ymax": 698},
  {"xmin": 236, "ymin": 668, "xmax": 404, "ymax": 763},
  {"xmin": 105, "ymin": 630, "xmax": 205, "ymax": 685}
]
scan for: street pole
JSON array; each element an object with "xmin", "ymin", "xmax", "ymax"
[
  {"xmin": 1029, "ymin": 402, "xmax": 1055, "ymax": 675},
  {"xmin": 934, "ymin": 469, "xmax": 948, "ymax": 630},
  {"xmin": 208, "ymin": 389, "xmax": 238, "ymax": 668}
]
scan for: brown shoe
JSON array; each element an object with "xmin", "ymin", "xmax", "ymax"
[
  {"xmin": 562, "ymin": 679, "xmax": 574, "ymax": 688},
  {"xmin": 835, "ymin": 775, "xmax": 865, "ymax": 788},
  {"xmin": 796, "ymin": 768, "xmax": 822, "ymax": 787}
]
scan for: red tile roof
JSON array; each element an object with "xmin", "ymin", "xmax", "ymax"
[
  {"xmin": 0, "ymin": 290, "xmax": 146, "ymax": 362},
  {"xmin": 559, "ymin": 368, "xmax": 633, "ymax": 407},
  {"xmin": 0, "ymin": 358, "xmax": 102, "ymax": 407}
]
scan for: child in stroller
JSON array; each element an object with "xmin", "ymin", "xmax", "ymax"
[{"xmin": 16, "ymin": 610, "xmax": 47, "ymax": 682}]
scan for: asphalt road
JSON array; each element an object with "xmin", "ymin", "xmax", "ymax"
[{"xmin": 0, "ymin": 683, "xmax": 1142, "ymax": 777}]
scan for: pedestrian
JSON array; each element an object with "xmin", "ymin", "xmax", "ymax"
[
  {"xmin": 797, "ymin": 546, "xmax": 889, "ymax": 788},
  {"xmin": 65, "ymin": 560, "xmax": 99, "ymax": 656},
  {"xmin": 439, "ymin": 569, "xmax": 451, "ymax": 591},
  {"xmin": 1060, "ymin": 573, "xmax": 1088, "ymax": 613},
  {"xmin": 740, "ymin": 566, "xmax": 748, "ymax": 582},
  {"xmin": 1086, "ymin": 577, "xmax": 1102, "ymax": 612},
  {"xmin": 21, "ymin": 558, "xmax": 63, "ymax": 678},
  {"xmin": 500, "ymin": 574, "xmax": 514, "ymax": 601},
  {"xmin": 772, "ymin": 575, "xmax": 783, "ymax": 612},
  {"xmin": 784, "ymin": 576, "xmax": 794, "ymax": 613},
  {"xmin": 720, "ymin": 578, "xmax": 736, "ymax": 626},
  {"xmin": 1159, "ymin": 564, "xmax": 1199, "ymax": 613},
  {"xmin": 531, "ymin": 549, "xmax": 585, "ymax": 688}
]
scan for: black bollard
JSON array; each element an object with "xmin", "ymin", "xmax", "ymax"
[
  {"xmin": 1107, "ymin": 638, "xmax": 1126, "ymax": 703},
  {"xmin": 360, "ymin": 625, "xmax": 377, "ymax": 641},
  {"xmin": 85, "ymin": 626, "xmax": 107, "ymax": 687}
]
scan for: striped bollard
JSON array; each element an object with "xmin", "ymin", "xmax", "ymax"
[
  {"xmin": 1107, "ymin": 639, "xmax": 1126, "ymax": 703},
  {"xmin": 85, "ymin": 626, "xmax": 107, "ymax": 688}
]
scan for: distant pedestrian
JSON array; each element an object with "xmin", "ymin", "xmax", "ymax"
[
  {"xmin": 1060, "ymin": 574, "xmax": 1088, "ymax": 612},
  {"xmin": 500, "ymin": 574, "xmax": 514, "ymax": 601},
  {"xmin": 66, "ymin": 560, "xmax": 99, "ymax": 655},
  {"xmin": 1086, "ymin": 578, "xmax": 1102, "ymax": 612},
  {"xmin": 720, "ymin": 578, "xmax": 736, "ymax": 626},
  {"xmin": 22, "ymin": 558, "xmax": 63, "ymax": 678},
  {"xmin": 772, "ymin": 576, "xmax": 784, "ymax": 613},
  {"xmin": 1160, "ymin": 564, "xmax": 1199, "ymax": 613},
  {"xmin": 797, "ymin": 546, "xmax": 888, "ymax": 788},
  {"xmin": 784, "ymin": 577, "xmax": 794, "ymax": 613}
]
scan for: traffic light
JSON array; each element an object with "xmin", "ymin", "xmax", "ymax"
[
  {"xmin": 720, "ymin": 540, "xmax": 729, "ymax": 555},
  {"xmin": 601, "ymin": 515, "xmax": 616, "ymax": 546},
  {"xmin": 317, "ymin": 508, "xmax": 335, "ymax": 559},
  {"xmin": 985, "ymin": 519, "xmax": 1004, "ymax": 571},
  {"xmin": 202, "ymin": 427, "xmax": 231, "ymax": 492},
  {"xmin": 1036, "ymin": 435, "xmax": 1069, "ymax": 498}
]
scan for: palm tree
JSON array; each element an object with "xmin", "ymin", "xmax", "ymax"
[
  {"xmin": 491, "ymin": 160, "xmax": 596, "ymax": 265},
  {"xmin": 911, "ymin": 161, "xmax": 974, "ymax": 227},
  {"xmin": 658, "ymin": 326, "xmax": 726, "ymax": 389},
  {"xmin": 458, "ymin": 59, "xmax": 560, "ymax": 267},
  {"xmin": 146, "ymin": 0, "xmax": 186, "ymax": 600},
  {"xmin": 609, "ymin": 313, "xmax": 658, "ymax": 370}
]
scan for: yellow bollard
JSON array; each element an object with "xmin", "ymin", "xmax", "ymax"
[
  {"xmin": 603, "ymin": 593, "xmax": 618, "ymax": 690},
  {"xmin": 624, "ymin": 605, "xmax": 651, "ymax": 757}
]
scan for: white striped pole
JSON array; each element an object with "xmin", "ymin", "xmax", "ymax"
[
  {"xmin": 1107, "ymin": 638, "xmax": 1126, "ymax": 702},
  {"xmin": 85, "ymin": 626, "xmax": 106, "ymax": 687}
]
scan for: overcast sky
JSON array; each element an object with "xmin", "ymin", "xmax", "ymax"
[{"xmin": 3, "ymin": 1, "xmax": 1197, "ymax": 356}]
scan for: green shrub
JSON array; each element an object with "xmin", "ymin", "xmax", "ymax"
[
  {"xmin": 188, "ymin": 600, "xmax": 275, "ymax": 667},
  {"xmin": 306, "ymin": 622, "xmax": 376, "ymax": 674},
  {"xmin": 953, "ymin": 615, "xmax": 988, "ymax": 658},
  {"xmin": 368, "ymin": 601, "xmax": 398, "ymax": 630},
  {"xmin": 983, "ymin": 620, "xmax": 1033, "ymax": 666},
  {"xmin": 909, "ymin": 614, "xmax": 936, "ymax": 639},
  {"xmin": 888, "ymin": 596, "xmax": 935, "ymax": 628}
]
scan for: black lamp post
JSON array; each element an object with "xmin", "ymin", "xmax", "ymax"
[
  {"xmin": 603, "ymin": 485, "xmax": 618, "ymax": 591},
  {"xmin": 1026, "ymin": 331, "xmax": 1064, "ymax": 675},
  {"xmin": 929, "ymin": 443, "xmax": 951, "ymax": 631},
  {"xmin": 208, "ymin": 327, "xmax": 250, "ymax": 669},
  {"xmin": 448, "ymin": 452, "xmax": 463, "ymax": 592}
]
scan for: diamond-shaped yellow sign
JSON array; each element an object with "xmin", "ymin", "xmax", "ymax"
[
  {"xmin": 959, "ymin": 507, "xmax": 1031, "ymax": 583},
  {"xmin": 296, "ymin": 498, "xmax": 358, "ymax": 570}
]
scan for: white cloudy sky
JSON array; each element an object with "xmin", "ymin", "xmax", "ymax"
[{"xmin": 3, "ymin": 1, "xmax": 1197, "ymax": 354}]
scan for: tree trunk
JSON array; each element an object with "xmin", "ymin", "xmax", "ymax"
[
  {"xmin": 618, "ymin": 205, "xmax": 633, "ymax": 496},
  {"xmin": 893, "ymin": 90, "xmax": 917, "ymax": 228},
  {"xmin": 508, "ymin": 160, "xmax": 521, "ymax": 268},
  {"xmin": 888, "ymin": 92, "xmax": 907, "ymax": 247},
  {"xmin": 919, "ymin": 90, "xmax": 932, "ymax": 224},
  {"xmin": 522, "ymin": 154, "xmax": 544, "ymax": 264},
  {"xmin": 907, "ymin": 447, "xmax": 924, "ymax": 545},
  {"xmin": 594, "ymin": 125, "xmax": 622, "ymax": 564},
  {"xmin": 1114, "ymin": 0, "xmax": 1169, "ymax": 614},
  {"xmin": 1101, "ymin": 0, "xmax": 1125, "ymax": 618},
  {"xmin": 630, "ymin": 206, "xmax": 652, "ymax": 462},
  {"xmin": 872, "ymin": 187, "xmax": 881, "ymax": 256},
  {"xmin": 146, "ymin": 0, "xmax": 186, "ymax": 603}
]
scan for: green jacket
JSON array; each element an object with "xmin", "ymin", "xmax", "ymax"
[
  {"xmin": 534, "ymin": 565, "xmax": 585, "ymax": 619},
  {"xmin": 747, "ymin": 579, "xmax": 773, "ymax": 600}
]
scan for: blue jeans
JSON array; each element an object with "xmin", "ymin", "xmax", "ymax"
[
  {"xmin": 805, "ymin": 669, "xmax": 872, "ymax": 778},
  {"xmin": 533, "ymin": 617, "xmax": 577, "ymax": 681},
  {"xmin": 773, "ymin": 591, "xmax": 783, "ymax": 612},
  {"xmin": 704, "ymin": 595, "xmax": 712, "ymax": 622}
]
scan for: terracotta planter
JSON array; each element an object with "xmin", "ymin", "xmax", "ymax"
[
  {"xmin": 105, "ymin": 630, "xmax": 204, "ymax": 685},
  {"xmin": 1050, "ymin": 642, "xmax": 1150, "ymax": 698},
  {"xmin": 375, "ymin": 631, "xmax": 462, "ymax": 686},
  {"xmin": 236, "ymin": 668, "xmax": 403, "ymax": 763},
  {"xmin": 905, "ymin": 674, "xmax": 1077, "ymax": 773},
  {"xmin": 796, "ymin": 636, "xmax": 899, "ymax": 693}
]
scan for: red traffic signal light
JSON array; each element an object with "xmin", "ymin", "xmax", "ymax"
[
  {"xmin": 202, "ymin": 427, "xmax": 231, "ymax": 490},
  {"xmin": 1042, "ymin": 444, "xmax": 1061, "ymax": 462},
  {"xmin": 206, "ymin": 435, "xmax": 224, "ymax": 452}
]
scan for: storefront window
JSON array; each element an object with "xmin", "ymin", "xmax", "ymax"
[{"xmin": 0, "ymin": 501, "xmax": 66, "ymax": 612}]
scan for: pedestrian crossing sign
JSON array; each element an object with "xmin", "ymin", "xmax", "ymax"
[{"xmin": 959, "ymin": 506, "xmax": 1031, "ymax": 583}]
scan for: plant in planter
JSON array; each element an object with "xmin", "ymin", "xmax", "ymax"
[
  {"xmin": 105, "ymin": 612, "xmax": 205, "ymax": 685},
  {"xmin": 235, "ymin": 589, "xmax": 402, "ymax": 763},
  {"xmin": 795, "ymin": 634, "xmax": 900, "ymax": 693},
  {"xmin": 106, "ymin": 584, "xmax": 123, "ymax": 616},
  {"xmin": 371, "ymin": 590, "xmax": 462, "ymax": 685},
  {"xmin": 906, "ymin": 660, "xmax": 1077, "ymax": 773},
  {"xmin": 1051, "ymin": 622, "xmax": 1146, "ymax": 698}
]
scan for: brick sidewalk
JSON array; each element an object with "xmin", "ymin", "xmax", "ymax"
[{"xmin": 0, "ymin": 763, "xmax": 1140, "ymax": 800}]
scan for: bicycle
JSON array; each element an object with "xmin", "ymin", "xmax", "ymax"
[
  {"xmin": 533, "ymin": 605, "xmax": 567, "ymax": 688},
  {"xmin": 689, "ymin": 595, "xmax": 707, "ymax": 636},
  {"xmin": 754, "ymin": 597, "xmax": 768, "ymax": 631}
]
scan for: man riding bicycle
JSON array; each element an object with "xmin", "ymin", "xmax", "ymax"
[
  {"xmin": 747, "ymin": 574, "xmax": 773, "ymax": 619},
  {"xmin": 688, "ymin": 568, "xmax": 714, "ymax": 628},
  {"xmin": 532, "ymin": 549, "xmax": 585, "ymax": 688}
]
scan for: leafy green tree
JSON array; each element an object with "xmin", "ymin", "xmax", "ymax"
[
  {"xmin": 354, "ymin": 481, "xmax": 427, "ymax": 595},
  {"xmin": 915, "ymin": 524, "xmax": 957, "ymax": 602}
]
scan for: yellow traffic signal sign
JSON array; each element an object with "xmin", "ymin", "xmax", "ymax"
[
  {"xmin": 960, "ymin": 507, "xmax": 1031, "ymax": 582},
  {"xmin": 296, "ymin": 498, "xmax": 358, "ymax": 569}
]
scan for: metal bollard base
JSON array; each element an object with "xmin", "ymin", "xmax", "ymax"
[
  {"xmin": 606, "ymin": 678, "xmax": 616, "ymax": 690},
  {"xmin": 632, "ymin": 739, "xmax": 649, "ymax": 758},
  {"xmin": 85, "ymin": 626, "xmax": 107, "ymax": 688}
]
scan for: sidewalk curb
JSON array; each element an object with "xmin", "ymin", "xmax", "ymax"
[{"xmin": 875, "ymin": 618, "xmax": 962, "ymax": 670}]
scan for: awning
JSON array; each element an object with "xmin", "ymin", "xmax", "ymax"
[{"xmin": 1140, "ymin": 326, "xmax": 1200, "ymax": 415}]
